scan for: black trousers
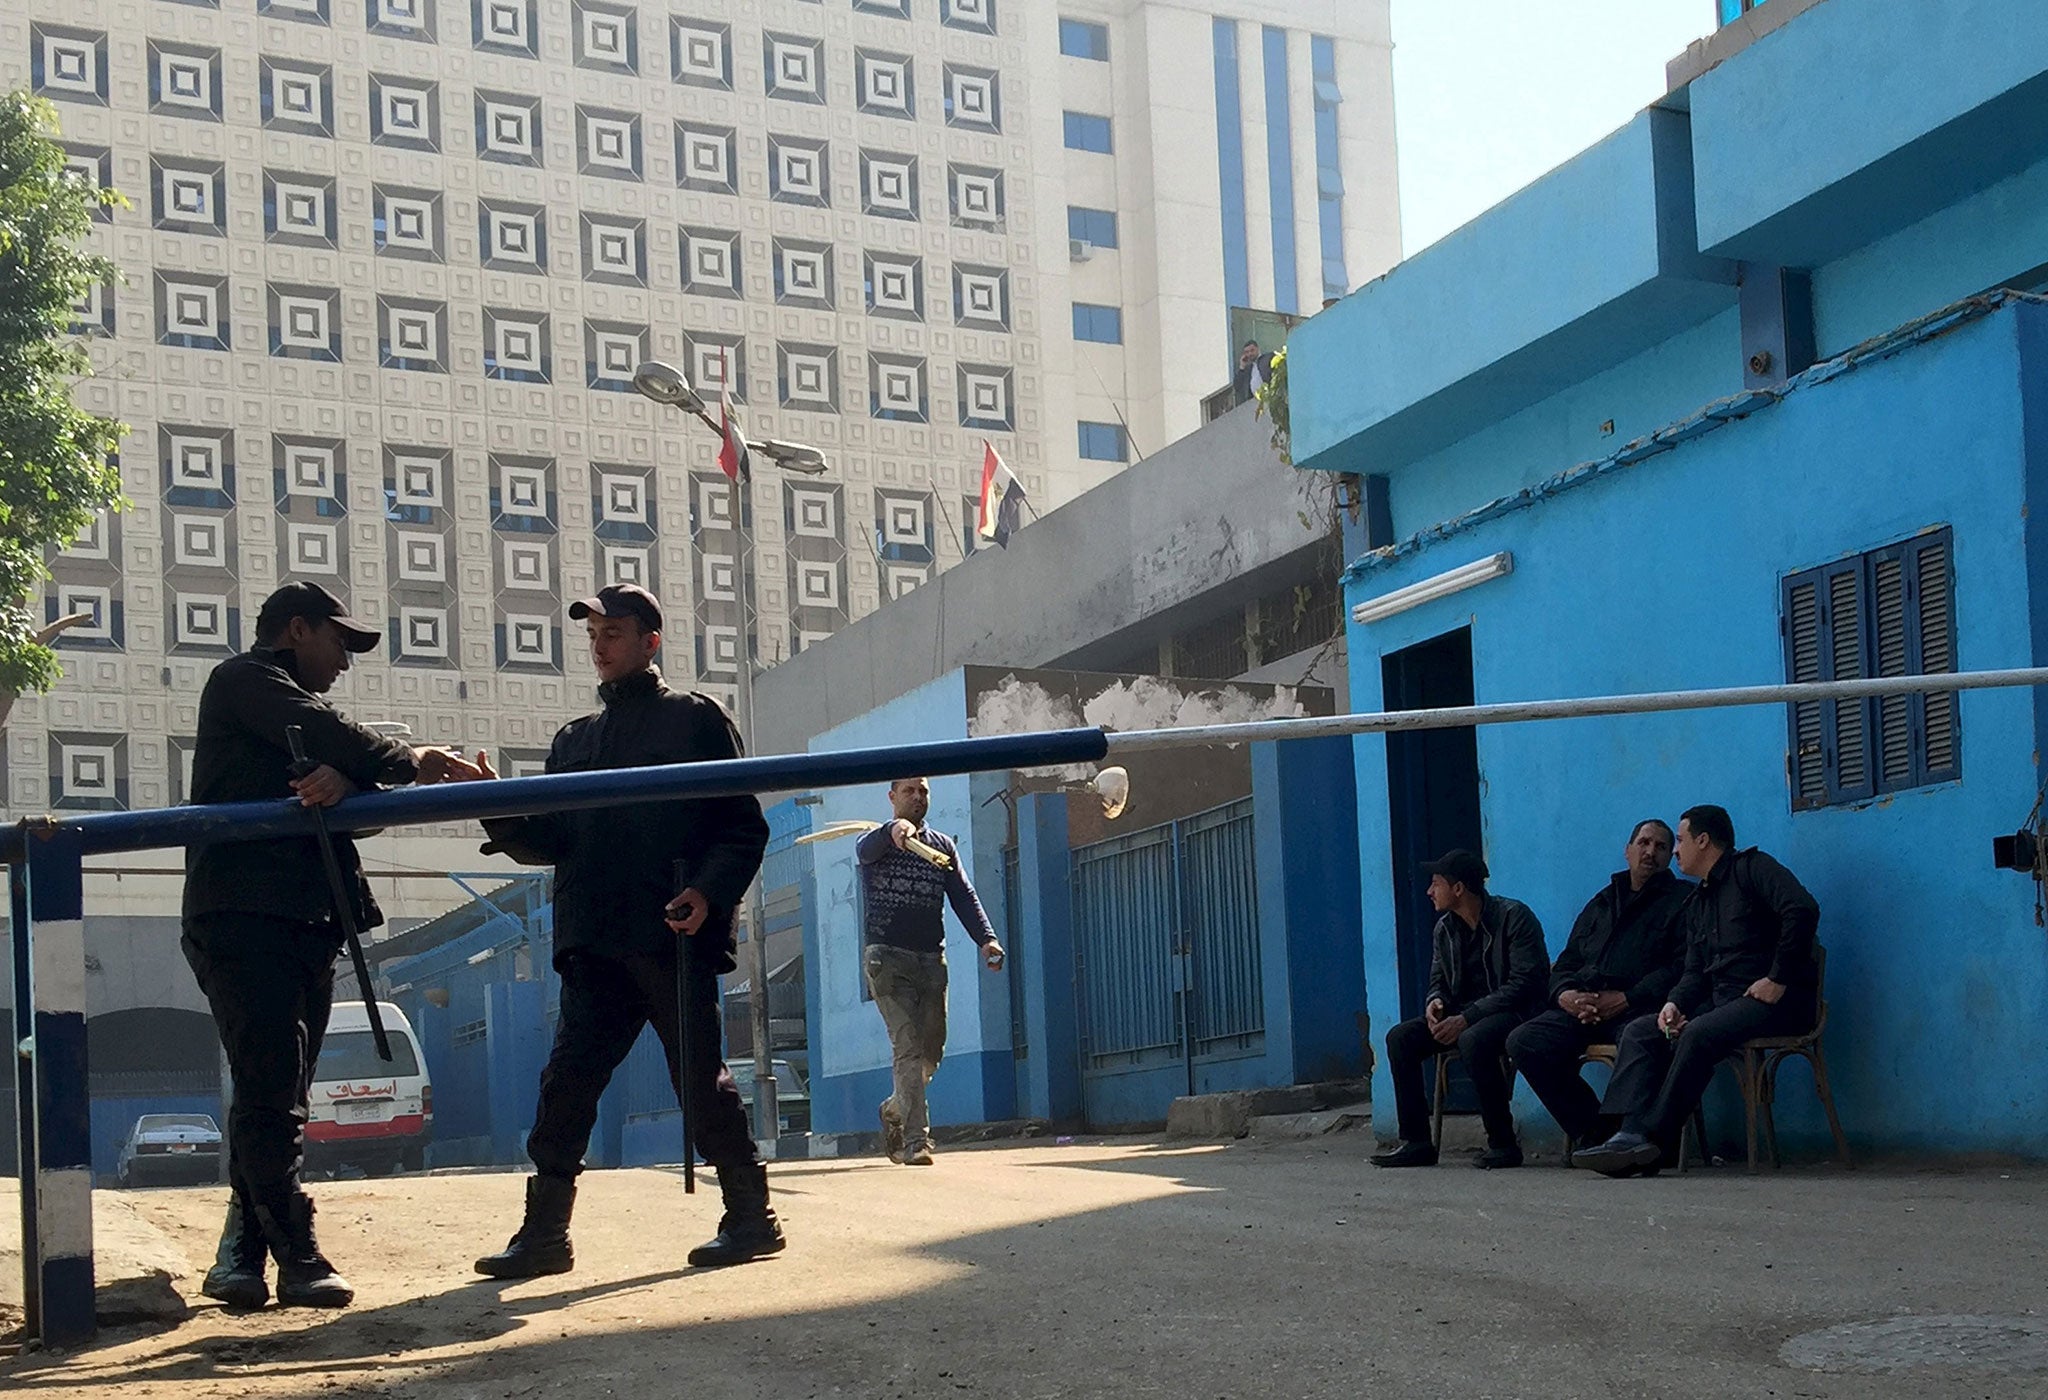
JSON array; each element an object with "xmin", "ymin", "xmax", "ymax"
[
  {"xmin": 183, "ymin": 913, "xmax": 338, "ymax": 1208},
  {"xmin": 1505, "ymin": 1008, "xmax": 1639, "ymax": 1144},
  {"xmin": 1385, "ymin": 1009, "xmax": 1523, "ymax": 1147},
  {"xmin": 1601, "ymin": 989, "xmax": 1810, "ymax": 1137},
  {"xmin": 526, "ymin": 947, "xmax": 758, "ymax": 1180}
]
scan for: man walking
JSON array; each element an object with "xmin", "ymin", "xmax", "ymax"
[
  {"xmin": 1371, "ymin": 850, "xmax": 1548, "ymax": 1170},
  {"xmin": 1575, "ymin": 805, "xmax": 1821, "ymax": 1177},
  {"xmin": 185, "ymin": 582, "xmax": 476, "ymax": 1309},
  {"xmin": 858, "ymin": 778, "xmax": 1005, "ymax": 1167},
  {"xmin": 1506, "ymin": 820, "xmax": 1690, "ymax": 1154},
  {"xmin": 467, "ymin": 583, "xmax": 777, "ymax": 1275}
]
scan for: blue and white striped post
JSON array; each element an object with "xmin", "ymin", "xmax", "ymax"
[{"xmin": 10, "ymin": 820, "xmax": 95, "ymax": 1348}]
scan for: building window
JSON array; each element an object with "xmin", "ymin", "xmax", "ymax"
[
  {"xmin": 34, "ymin": 25, "xmax": 110, "ymax": 105},
  {"xmin": 861, "ymin": 150, "xmax": 919, "ymax": 221},
  {"xmin": 261, "ymin": 60, "xmax": 333, "ymax": 133},
  {"xmin": 374, "ymin": 186, "xmax": 443, "ymax": 261},
  {"xmin": 1077, "ymin": 421, "xmax": 1128, "ymax": 462},
  {"xmin": 574, "ymin": 1, "xmax": 636, "ymax": 70},
  {"xmin": 1782, "ymin": 527, "xmax": 1959, "ymax": 811},
  {"xmin": 1213, "ymin": 19, "xmax": 1250, "ymax": 315},
  {"xmin": 852, "ymin": 0, "xmax": 910, "ymax": 16},
  {"xmin": 152, "ymin": 160, "xmax": 226, "ymax": 234},
  {"xmin": 368, "ymin": 0, "xmax": 436, "ymax": 40},
  {"xmin": 150, "ymin": 42, "xmax": 223, "ymax": 121},
  {"xmin": 769, "ymin": 137, "xmax": 830, "ymax": 207},
  {"xmin": 481, "ymin": 200, "xmax": 548, "ymax": 270},
  {"xmin": 1311, "ymin": 34, "xmax": 1347, "ymax": 302},
  {"xmin": 957, "ymin": 366, "xmax": 1013, "ymax": 432},
  {"xmin": 777, "ymin": 344, "xmax": 839, "ymax": 412},
  {"xmin": 1067, "ymin": 205, "xmax": 1118, "ymax": 249},
  {"xmin": 864, "ymin": 252, "xmax": 924, "ymax": 321},
  {"xmin": 949, "ymin": 164, "xmax": 1005, "ymax": 230},
  {"xmin": 857, "ymin": 49, "xmax": 915, "ymax": 119},
  {"xmin": 477, "ymin": 92, "xmax": 543, "ymax": 165},
  {"xmin": 1072, "ymin": 302, "xmax": 1122, "ymax": 344},
  {"xmin": 869, "ymin": 355, "xmax": 928, "ymax": 423},
  {"xmin": 1063, "ymin": 111, "xmax": 1112, "ymax": 154},
  {"xmin": 585, "ymin": 322, "xmax": 647, "ymax": 392},
  {"xmin": 764, "ymin": 33, "xmax": 824, "ymax": 104},
  {"xmin": 944, "ymin": 66, "xmax": 1000, "ymax": 130},
  {"xmin": 940, "ymin": 0, "xmax": 995, "ymax": 35},
  {"xmin": 671, "ymin": 18, "xmax": 733, "ymax": 89},
  {"xmin": 370, "ymin": 77, "xmax": 440, "ymax": 151},
  {"xmin": 774, "ymin": 239, "xmax": 834, "ymax": 306},
  {"xmin": 1261, "ymin": 26, "xmax": 1299, "ymax": 315},
  {"xmin": 953, "ymin": 264, "xmax": 1010, "ymax": 329},
  {"xmin": 676, "ymin": 122, "xmax": 737, "ymax": 193},
  {"xmin": 579, "ymin": 107, "xmax": 643, "ymax": 179},
  {"xmin": 473, "ymin": 0, "xmax": 536, "ymax": 56},
  {"xmin": 1059, "ymin": 18, "xmax": 1109, "ymax": 61},
  {"xmin": 680, "ymin": 227, "xmax": 743, "ymax": 297}
]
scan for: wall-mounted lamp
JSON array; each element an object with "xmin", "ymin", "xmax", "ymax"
[{"xmin": 1351, "ymin": 551, "xmax": 1514, "ymax": 626}]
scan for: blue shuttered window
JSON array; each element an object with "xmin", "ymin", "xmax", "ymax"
[{"xmin": 1781, "ymin": 527, "xmax": 1958, "ymax": 810}]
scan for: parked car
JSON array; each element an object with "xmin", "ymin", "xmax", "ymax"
[
  {"xmin": 304, "ymin": 1001, "xmax": 434, "ymax": 1176},
  {"xmin": 116, "ymin": 1113, "xmax": 222, "ymax": 1188},
  {"xmin": 728, "ymin": 1058, "xmax": 811, "ymax": 1135}
]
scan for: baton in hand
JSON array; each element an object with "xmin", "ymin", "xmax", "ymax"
[
  {"xmin": 286, "ymin": 725, "xmax": 392, "ymax": 1062},
  {"xmin": 672, "ymin": 860, "xmax": 697, "ymax": 1194}
]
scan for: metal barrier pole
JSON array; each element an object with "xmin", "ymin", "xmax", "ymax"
[{"xmin": 13, "ymin": 821, "xmax": 94, "ymax": 1348}]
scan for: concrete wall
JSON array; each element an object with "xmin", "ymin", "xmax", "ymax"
[
  {"xmin": 1343, "ymin": 303, "xmax": 2048, "ymax": 1157},
  {"xmin": 753, "ymin": 401, "xmax": 1329, "ymax": 755}
]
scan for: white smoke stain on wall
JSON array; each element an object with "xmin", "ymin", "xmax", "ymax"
[{"xmin": 967, "ymin": 672, "xmax": 1312, "ymax": 779}]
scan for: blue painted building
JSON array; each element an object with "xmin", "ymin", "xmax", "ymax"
[{"xmin": 1291, "ymin": 0, "xmax": 2048, "ymax": 1158}]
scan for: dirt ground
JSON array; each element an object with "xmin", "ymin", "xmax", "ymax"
[{"xmin": 4, "ymin": 1138, "xmax": 2046, "ymax": 1399}]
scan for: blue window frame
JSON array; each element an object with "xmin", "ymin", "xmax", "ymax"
[
  {"xmin": 1212, "ymin": 19, "xmax": 1249, "ymax": 317},
  {"xmin": 1077, "ymin": 421, "xmax": 1127, "ymax": 462},
  {"xmin": 1261, "ymin": 26, "xmax": 1298, "ymax": 314},
  {"xmin": 1071, "ymin": 302, "xmax": 1122, "ymax": 344},
  {"xmin": 1063, "ymin": 110, "xmax": 1112, "ymax": 153},
  {"xmin": 1067, "ymin": 205, "xmax": 1118, "ymax": 248},
  {"xmin": 1059, "ymin": 17, "xmax": 1108, "ymax": 60},
  {"xmin": 1781, "ymin": 527, "xmax": 1958, "ymax": 811}
]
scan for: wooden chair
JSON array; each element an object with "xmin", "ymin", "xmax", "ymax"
[
  {"xmin": 1429, "ymin": 1047, "xmax": 1515, "ymax": 1151},
  {"xmin": 1576, "ymin": 947, "xmax": 1852, "ymax": 1173},
  {"xmin": 1564, "ymin": 1042, "xmax": 1708, "ymax": 1170}
]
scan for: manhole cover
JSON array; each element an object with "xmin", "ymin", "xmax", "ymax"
[{"xmin": 1782, "ymin": 1315, "xmax": 2048, "ymax": 1376}]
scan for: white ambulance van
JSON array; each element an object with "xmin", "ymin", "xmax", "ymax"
[{"xmin": 305, "ymin": 1001, "xmax": 433, "ymax": 1175}]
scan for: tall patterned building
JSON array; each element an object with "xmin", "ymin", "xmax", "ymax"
[{"xmin": 1, "ymin": 0, "xmax": 1396, "ymax": 919}]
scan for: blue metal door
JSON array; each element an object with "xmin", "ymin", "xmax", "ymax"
[{"xmin": 1070, "ymin": 798, "xmax": 1263, "ymax": 1128}]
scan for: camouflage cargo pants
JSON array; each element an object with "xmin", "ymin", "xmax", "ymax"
[{"xmin": 865, "ymin": 945, "xmax": 948, "ymax": 1150}]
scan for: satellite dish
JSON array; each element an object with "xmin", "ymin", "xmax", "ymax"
[{"xmin": 1094, "ymin": 766, "xmax": 1130, "ymax": 820}]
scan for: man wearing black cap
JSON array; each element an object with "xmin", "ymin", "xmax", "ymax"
[
  {"xmin": 463, "ymin": 583, "xmax": 777, "ymax": 1276},
  {"xmin": 185, "ymin": 582, "xmax": 478, "ymax": 1310},
  {"xmin": 1371, "ymin": 850, "xmax": 1549, "ymax": 1170}
]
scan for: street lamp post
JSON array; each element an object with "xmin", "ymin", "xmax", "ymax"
[{"xmin": 632, "ymin": 360, "xmax": 829, "ymax": 1145}]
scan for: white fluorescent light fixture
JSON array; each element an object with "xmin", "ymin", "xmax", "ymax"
[{"xmin": 1351, "ymin": 551, "xmax": 1514, "ymax": 626}]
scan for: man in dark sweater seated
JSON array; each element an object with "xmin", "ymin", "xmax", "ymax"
[
  {"xmin": 1506, "ymin": 819, "xmax": 1690, "ymax": 1156},
  {"xmin": 857, "ymin": 777, "xmax": 1006, "ymax": 1167}
]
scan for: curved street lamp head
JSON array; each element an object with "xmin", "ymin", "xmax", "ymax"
[
  {"xmin": 757, "ymin": 439, "xmax": 831, "ymax": 476},
  {"xmin": 632, "ymin": 360, "xmax": 705, "ymax": 415}
]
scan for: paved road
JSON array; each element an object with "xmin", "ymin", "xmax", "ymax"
[{"xmin": 5, "ymin": 1137, "xmax": 2045, "ymax": 1398}]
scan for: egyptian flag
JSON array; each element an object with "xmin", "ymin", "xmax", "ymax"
[
  {"xmin": 717, "ymin": 354, "xmax": 750, "ymax": 485},
  {"xmin": 976, "ymin": 441, "xmax": 1026, "ymax": 548}
]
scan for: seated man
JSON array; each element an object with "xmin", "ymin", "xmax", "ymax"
[
  {"xmin": 1575, "ymin": 805, "xmax": 1821, "ymax": 1177},
  {"xmin": 1506, "ymin": 819, "xmax": 1689, "ymax": 1154},
  {"xmin": 1371, "ymin": 850, "xmax": 1549, "ymax": 1170}
]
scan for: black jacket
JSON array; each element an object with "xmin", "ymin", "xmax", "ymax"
[
  {"xmin": 1547, "ymin": 869, "xmax": 1690, "ymax": 1010},
  {"xmin": 1426, "ymin": 894, "xmax": 1550, "ymax": 1022},
  {"xmin": 1668, "ymin": 848, "xmax": 1820, "ymax": 1015},
  {"xmin": 182, "ymin": 645, "xmax": 419, "ymax": 933},
  {"xmin": 480, "ymin": 667, "xmax": 769, "ymax": 973}
]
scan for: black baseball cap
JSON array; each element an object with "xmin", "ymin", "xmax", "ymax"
[
  {"xmin": 256, "ymin": 581, "xmax": 380, "ymax": 653},
  {"xmin": 1421, "ymin": 849, "xmax": 1489, "ymax": 889},
  {"xmin": 568, "ymin": 583, "xmax": 663, "ymax": 633}
]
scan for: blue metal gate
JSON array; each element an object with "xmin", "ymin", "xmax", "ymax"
[{"xmin": 1070, "ymin": 798, "xmax": 1262, "ymax": 1126}]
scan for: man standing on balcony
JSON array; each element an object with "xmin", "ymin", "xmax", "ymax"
[
  {"xmin": 461, "ymin": 583, "xmax": 777, "ymax": 1276},
  {"xmin": 859, "ymin": 777, "xmax": 1006, "ymax": 1167}
]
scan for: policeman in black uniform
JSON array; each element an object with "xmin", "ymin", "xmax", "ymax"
[
  {"xmin": 186, "ymin": 582, "xmax": 475, "ymax": 1309},
  {"xmin": 467, "ymin": 583, "xmax": 778, "ymax": 1276}
]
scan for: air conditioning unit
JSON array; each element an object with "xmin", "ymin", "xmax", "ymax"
[{"xmin": 1069, "ymin": 238, "xmax": 1094, "ymax": 263}]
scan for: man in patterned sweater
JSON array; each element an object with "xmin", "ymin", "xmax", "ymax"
[{"xmin": 856, "ymin": 777, "xmax": 1006, "ymax": 1166}]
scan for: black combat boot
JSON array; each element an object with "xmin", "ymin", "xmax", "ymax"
[
  {"xmin": 688, "ymin": 1162, "xmax": 786, "ymax": 1268},
  {"xmin": 474, "ymin": 1174, "xmax": 577, "ymax": 1278},
  {"xmin": 253, "ymin": 1191, "xmax": 355, "ymax": 1308},
  {"xmin": 200, "ymin": 1194, "xmax": 270, "ymax": 1310}
]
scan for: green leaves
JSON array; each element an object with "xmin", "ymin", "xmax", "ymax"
[
  {"xmin": 0, "ymin": 92, "xmax": 127, "ymax": 703},
  {"xmin": 1253, "ymin": 345, "xmax": 1290, "ymax": 466}
]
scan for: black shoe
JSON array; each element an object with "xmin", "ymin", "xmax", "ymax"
[
  {"xmin": 253, "ymin": 1192, "xmax": 354, "ymax": 1308},
  {"xmin": 1474, "ymin": 1144, "xmax": 1524, "ymax": 1170},
  {"xmin": 1369, "ymin": 1141, "xmax": 1439, "ymax": 1168},
  {"xmin": 1573, "ymin": 1132, "xmax": 1662, "ymax": 1178},
  {"xmin": 475, "ymin": 1174, "xmax": 577, "ymax": 1278},
  {"xmin": 688, "ymin": 1163, "xmax": 787, "ymax": 1268},
  {"xmin": 878, "ymin": 1099, "xmax": 906, "ymax": 1164},
  {"xmin": 200, "ymin": 1195, "xmax": 270, "ymax": 1310}
]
